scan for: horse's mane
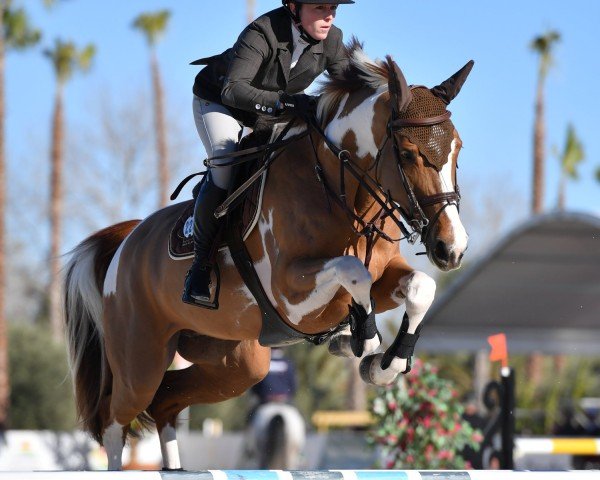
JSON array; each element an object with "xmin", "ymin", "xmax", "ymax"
[
  {"xmin": 316, "ymin": 37, "xmax": 390, "ymax": 125},
  {"xmin": 255, "ymin": 38, "xmax": 390, "ymax": 136}
]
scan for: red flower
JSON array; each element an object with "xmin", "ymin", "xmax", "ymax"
[
  {"xmin": 387, "ymin": 401, "xmax": 397, "ymax": 411},
  {"xmin": 437, "ymin": 450, "xmax": 453, "ymax": 460}
]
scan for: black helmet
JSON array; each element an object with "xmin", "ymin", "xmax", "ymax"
[
  {"xmin": 285, "ymin": 0, "xmax": 355, "ymax": 3},
  {"xmin": 282, "ymin": 0, "xmax": 354, "ymax": 26}
]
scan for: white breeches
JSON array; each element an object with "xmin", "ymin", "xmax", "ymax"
[{"xmin": 193, "ymin": 95, "xmax": 243, "ymax": 189}]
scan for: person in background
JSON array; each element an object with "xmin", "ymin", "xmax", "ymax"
[
  {"xmin": 461, "ymin": 392, "xmax": 486, "ymax": 469},
  {"xmin": 251, "ymin": 347, "xmax": 297, "ymax": 407}
]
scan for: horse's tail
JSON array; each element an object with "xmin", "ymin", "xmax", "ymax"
[
  {"xmin": 263, "ymin": 413, "xmax": 287, "ymax": 469},
  {"xmin": 64, "ymin": 220, "xmax": 140, "ymax": 443}
]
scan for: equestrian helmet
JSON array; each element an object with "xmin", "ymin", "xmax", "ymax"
[{"xmin": 282, "ymin": 1, "xmax": 355, "ymax": 5}]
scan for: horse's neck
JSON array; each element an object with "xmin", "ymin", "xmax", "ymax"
[{"xmin": 321, "ymin": 88, "xmax": 387, "ymax": 218}]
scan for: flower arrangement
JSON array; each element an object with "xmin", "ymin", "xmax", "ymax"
[{"xmin": 368, "ymin": 359, "xmax": 483, "ymax": 469}]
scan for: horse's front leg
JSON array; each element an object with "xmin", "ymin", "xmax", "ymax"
[
  {"xmin": 360, "ymin": 256, "xmax": 436, "ymax": 386},
  {"xmin": 283, "ymin": 255, "xmax": 380, "ymax": 356}
]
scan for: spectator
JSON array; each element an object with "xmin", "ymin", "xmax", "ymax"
[{"xmin": 461, "ymin": 393, "xmax": 486, "ymax": 469}]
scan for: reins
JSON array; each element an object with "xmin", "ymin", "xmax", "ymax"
[{"xmin": 171, "ymin": 93, "xmax": 461, "ymax": 267}]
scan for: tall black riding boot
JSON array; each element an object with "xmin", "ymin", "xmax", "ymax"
[{"xmin": 182, "ymin": 175, "xmax": 228, "ymax": 306}]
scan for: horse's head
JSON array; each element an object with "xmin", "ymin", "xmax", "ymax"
[
  {"xmin": 374, "ymin": 58, "xmax": 474, "ymax": 271},
  {"xmin": 318, "ymin": 41, "xmax": 473, "ymax": 271}
]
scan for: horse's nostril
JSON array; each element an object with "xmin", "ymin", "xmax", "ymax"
[
  {"xmin": 458, "ymin": 252, "xmax": 464, "ymax": 262},
  {"xmin": 434, "ymin": 240, "xmax": 450, "ymax": 263}
]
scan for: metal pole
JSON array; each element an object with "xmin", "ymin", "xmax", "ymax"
[{"xmin": 501, "ymin": 366, "xmax": 515, "ymax": 468}]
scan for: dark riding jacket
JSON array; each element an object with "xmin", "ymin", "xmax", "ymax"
[{"xmin": 192, "ymin": 7, "xmax": 349, "ymax": 126}]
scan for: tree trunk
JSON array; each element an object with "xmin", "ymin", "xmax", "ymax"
[
  {"xmin": 557, "ymin": 171, "xmax": 565, "ymax": 211},
  {"xmin": 346, "ymin": 357, "xmax": 366, "ymax": 410},
  {"xmin": 0, "ymin": 3, "xmax": 10, "ymax": 430},
  {"xmin": 247, "ymin": 0, "xmax": 256, "ymax": 24},
  {"xmin": 49, "ymin": 85, "xmax": 64, "ymax": 341},
  {"xmin": 532, "ymin": 76, "xmax": 545, "ymax": 214},
  {"xmin": 151, "ymin": 50, "xmax": 168, "ymax": 208}
]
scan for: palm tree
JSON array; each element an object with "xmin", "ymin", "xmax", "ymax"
[
  {"xmin": 530, "ymin": 30, "xmax": 560, "ymax": 214},
  {"xmin": 556, "ymin": 124, "xmax": 584, "ymax": 211},
  {"xmin": 595, "ymin": 167, "xmax": 600, "ymax": 184},
  {"xmin": 132, "ymin": 10, "xmax": 171, "ymax": 208},
  {"xmin": 0, "ymin": 0, "xmax": 43, "ymax": 433},
  {"xmin": 44, "ymin": 38, "xmax": 95, "ymax": 340},
  {"xmin": 247, "ymin": 0, "xmax": 256, "ymax": 24}
]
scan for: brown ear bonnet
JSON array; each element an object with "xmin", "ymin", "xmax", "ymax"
[{"xmin": 390, "ymin": 60, "xmax": 474, "ymax": 170}]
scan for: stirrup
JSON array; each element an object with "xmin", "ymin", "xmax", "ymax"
[{"xmin": 182, "ymin": 263, "xmax": 220, "ymax": 310}]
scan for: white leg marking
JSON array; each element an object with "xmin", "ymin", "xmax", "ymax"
[
  {"xmin": 159, "ymin": 423, "xmax": 181, "ymax": 470},
  {"xmin": 283, "ymin": 256, "xmax": 372, "ymax": 325},
  {"xmin": 103, "ymin": 238, "xmax": 128, "ymax": 297},
  {"xmin": 362, "ymin": 336, "xmax": 381, "ymax": 356},
  {"xmin": 402, "ymin": 271, "xmax": 436, "ymax": 333},
  {"xmin": 103, "ymin": 421, "xmax": 125, "ymax": 470},
  {"xmin": 439, "ymin": 139, "xmax": 468, "ymax": 255}
]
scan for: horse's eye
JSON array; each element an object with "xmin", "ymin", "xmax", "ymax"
[{"xmin": 399, "ymin": 150, "xmax": 415, "ymax": 162}]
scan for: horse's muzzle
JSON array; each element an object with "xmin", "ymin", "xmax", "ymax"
[{"xmin": 429, "ymin": 238, "xmax": 466, "ymax": 271}]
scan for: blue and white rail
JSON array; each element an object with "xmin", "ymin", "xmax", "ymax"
[{"xmin": 1, "ymin": 471, "xmax": 599, "ymax": 480}]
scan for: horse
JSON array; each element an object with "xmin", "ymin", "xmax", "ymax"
[
  {"xmin": 245, "ymin": 402, "xmax": 306, "ymax": 469},
  {"xmin": 63, "ymin": 40, "xmax": 473, "ymax": 470}
]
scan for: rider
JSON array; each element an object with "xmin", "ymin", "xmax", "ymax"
[{"xmin": 183, "ymin": 0, "xmax": 354, "ymax": 307}]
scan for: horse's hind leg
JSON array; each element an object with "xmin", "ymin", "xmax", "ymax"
[
  {"xmin": 148, "ymin": 338, "xmax": 270, "ymax": 470},
  {"xmin": 101, "ymin": 305, "xmax": 179, "ymax": 469},
  {"xmin": 102, "ymin": 421, "xmax": 129, "ymax": 470}
]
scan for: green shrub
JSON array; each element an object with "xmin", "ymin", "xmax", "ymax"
[
  {"xmin": 368, "ymin": 359, "xmax": 482, "ymax": 469},
  {"xmin": 9, "ymin": 324, "xmax": 76, "ymax": 430}
]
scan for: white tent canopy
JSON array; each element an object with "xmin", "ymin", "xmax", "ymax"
[{"xmin": 419, "ymin": 211, "xmax": 600, "ymax": 355}]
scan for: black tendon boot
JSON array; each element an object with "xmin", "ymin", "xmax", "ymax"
[{"xmin": 182, "ymin": 175, "xmax": 228, "ymax": 306}]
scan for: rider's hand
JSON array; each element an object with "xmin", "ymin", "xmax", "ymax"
[{"xmin": 278, "ymin": 93, "xmax": 318, "ymax": 121}]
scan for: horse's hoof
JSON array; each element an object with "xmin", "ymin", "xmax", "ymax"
[
  {"xmin": 328, "ymin": 333, "xmax": 354, "ymax": 358},
  {"xmin": 359, "ymin": 353, "xmax": 400, "ymax": 386}
]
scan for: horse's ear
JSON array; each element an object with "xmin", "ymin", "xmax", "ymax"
[
  {"xmin": 386, "ymin": 56, "xmax": 412, "ymax": 113},
  {"xmin": 431, "ymin": 60, "xmax": 475, "ymax": 105}
]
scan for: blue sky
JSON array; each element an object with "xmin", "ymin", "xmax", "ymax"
[{"xmin": 7, "ymin": 0, "xmax": 600, "ymax": 249}]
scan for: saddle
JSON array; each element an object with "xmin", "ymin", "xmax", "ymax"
[
  {"xmin": 168, "ymin": 129, "xmax": 271, "ymax": 260},
  {"xmin": 169, "ymin": 126, "xmax": 341, "ymax": 346}
]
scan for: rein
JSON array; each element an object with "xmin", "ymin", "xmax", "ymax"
[
  {"xmin": 172, "ymin": 95, "xmax": 461, "ymax": 265},
  {"xmin": 305, "ymin": 105, "xmax": 461, "ymax": 261}
]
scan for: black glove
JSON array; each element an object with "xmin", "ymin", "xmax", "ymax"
[{"xmin": 279, "ymin": 93, "xmax": 318, "ymax": 121}]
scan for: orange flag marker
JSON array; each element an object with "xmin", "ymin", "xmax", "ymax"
[{"xmin": 488, "ymin": 333, "xmax": 508, "ymax": 368}]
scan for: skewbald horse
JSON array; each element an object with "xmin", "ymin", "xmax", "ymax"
[{"xmin": 64, "ymin": 42, "xmax": 473, "ymax": 470}]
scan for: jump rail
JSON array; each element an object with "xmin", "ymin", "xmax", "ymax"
[
  {"xmin": 516, "ymin": 437, "xmax": 600, "ymax": 455},
  {"xmin": 1, "ymin": 471, "xmax": 600, "ymax": 480}
]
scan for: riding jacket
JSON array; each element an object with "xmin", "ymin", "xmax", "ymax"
[{"xmin": 192, "ymin": 7, "xmax": 349, "ymax": 126}]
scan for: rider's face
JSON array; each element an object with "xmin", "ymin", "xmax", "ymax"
[{"xmin": 291, "ymin": 4, "xmax": 338, "ymax": 41}]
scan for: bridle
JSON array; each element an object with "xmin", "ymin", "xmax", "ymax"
[
  {"xmin": 171, "ymin": 91, "xmax": 462, "ymax": 263},
  {"xmin": 306, "ymin": 95, "xmax": 461, "ymax": 256}
]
